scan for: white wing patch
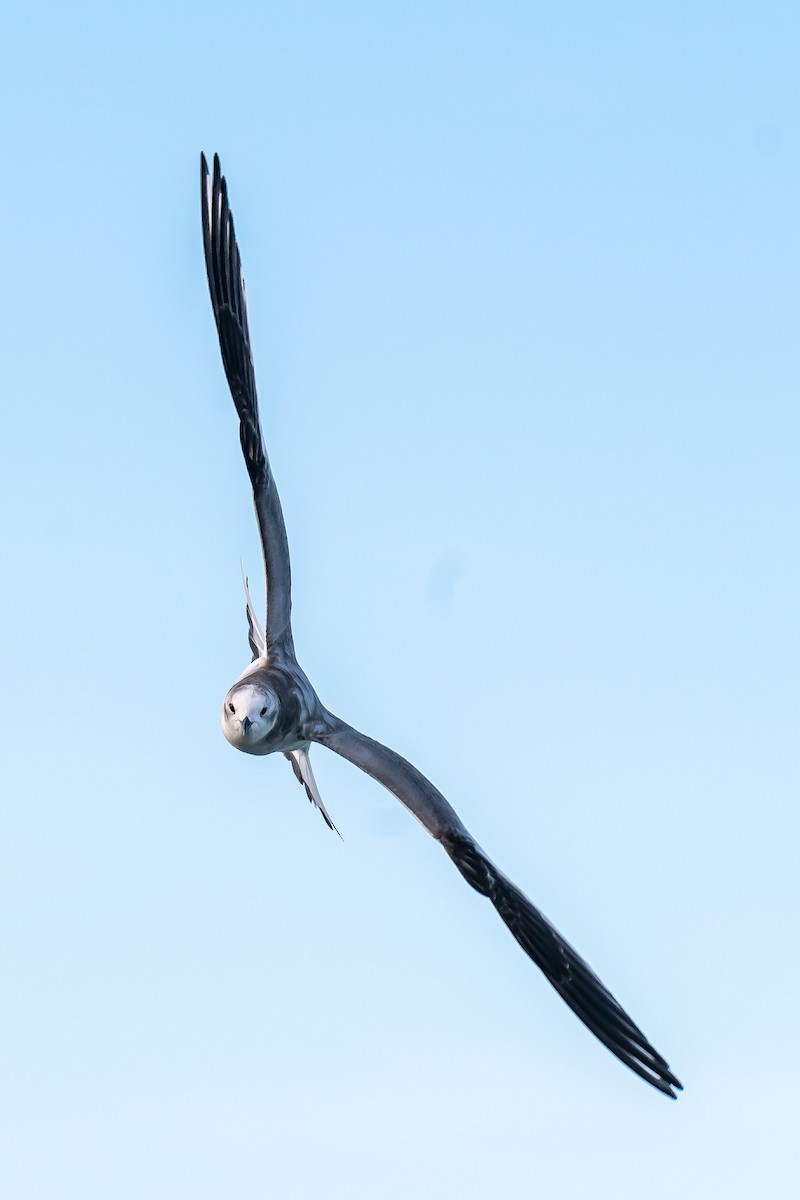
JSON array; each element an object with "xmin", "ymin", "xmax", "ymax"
[
  {"xmin": 242, "ymin": 564, "xmax": 266, "ymax": 660},
  {"xmin": 240, "ymin": 272, "xmax": 250, "ymax": 329},
  {"xmin": 206, "ymin": 170, "xmax": 215, "ymax": 233},
  {"xmin": 286, "ymin": 746, "xmax": 340, "ymax": 835}
]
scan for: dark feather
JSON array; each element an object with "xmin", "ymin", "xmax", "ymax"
[
  {"xmin": 201, "ymin": 153, "xmax": 295, "ymax": 652},
  {"xmin": 442, "ymin": 832, "xmax": 682, "ymax": 1097}
]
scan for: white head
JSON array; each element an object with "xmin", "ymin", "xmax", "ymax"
[{"xmin": 221, "ymin": 679, "xmax": 280, "ymax": 750}]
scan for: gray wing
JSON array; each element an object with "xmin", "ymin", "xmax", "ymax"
[
  {"xmin": 201, "ymin": 152, "xmax": 294, "ymax": 654},
  {"xmin": 316, "ymin": 715, "xmax": 682, "ymax": 1099}
]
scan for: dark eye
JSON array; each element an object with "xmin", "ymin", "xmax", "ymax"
[
  {"xmin": 260, "ymin": 706, "xmax": 268, "ymax": 716},
  {"xmin": 228, "ymin": 702, "xmax": 236, "ymax": 714}
]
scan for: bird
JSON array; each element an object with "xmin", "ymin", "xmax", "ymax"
[{"xmin": 200, "ymin": 151, "xmax": 682, "ymax": 1099}]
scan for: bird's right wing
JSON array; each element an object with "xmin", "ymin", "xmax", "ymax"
[
  {"xmin": 201, "ymin": 152, "xmax": 295, "ymax": 655},
  {"xmin": 316, "ymin": 715, "xmax": 682, "ymax": 1098}
]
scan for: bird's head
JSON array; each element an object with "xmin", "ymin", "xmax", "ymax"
[{"xmin": 221, "ymin": 679, "xmax": 280, "ymax": 751}]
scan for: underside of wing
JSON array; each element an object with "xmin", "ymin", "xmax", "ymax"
[
  {"xmin": 317, "ymin": 716, "xmax": 682, "ymax": 1097},
  {"xmin": 285, "ymin": 747, "xmax": 340, "ymax": 834},
  {"xmin": 242, "ymin": 568, "xmax": 266, "ymax": 661},
  {"xmin": 201, "ymin": 152, "xmax": 294, "ymax": 653}
]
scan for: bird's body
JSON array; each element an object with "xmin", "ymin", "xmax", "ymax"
[
  {"xmin": 224, "ymin": 658, "xmax": 322, "ymax": 756},
  {"xmin": 200, "ymin": 151, "xmax": 683, "ymax": 1097}
]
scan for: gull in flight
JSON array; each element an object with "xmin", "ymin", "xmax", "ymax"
[{"xmin": 200, "ymin": 152, "xmax": 682, "ymax": 1098}]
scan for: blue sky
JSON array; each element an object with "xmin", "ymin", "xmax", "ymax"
[{"xmin": 1, "ymin": 2, "xmax": 798, "ymax": 1196}]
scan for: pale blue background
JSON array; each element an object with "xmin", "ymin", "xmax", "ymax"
[{"xmin": 1, "ymin": 3, "xmax": 798, "ymax": 1196}]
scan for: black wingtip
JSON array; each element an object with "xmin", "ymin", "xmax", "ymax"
[
  {"xmin": 306, "ymin": 783, "xmax": 342, "ymax": 838},
  {"xmin": 442, "ymin": 832, "xmax": 682, "ymax": 1097}
]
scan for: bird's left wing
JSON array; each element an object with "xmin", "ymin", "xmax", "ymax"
[
  {"xmin": 316, "ymin": 715, "xmax": 682, "ymax": 1098},
  {"xmin": 201, "ymin": 152, "xmax": 294, "ymax": 655}
]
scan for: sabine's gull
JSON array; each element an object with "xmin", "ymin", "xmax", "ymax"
[{"xmin": 200, "ymin": 152, "xmax": 682, "ymax": 1098}]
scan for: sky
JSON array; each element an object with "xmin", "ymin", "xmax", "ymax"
[{"xmin": 1, "ymin": 2, "xmax": 798, "ymax": 1196}]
